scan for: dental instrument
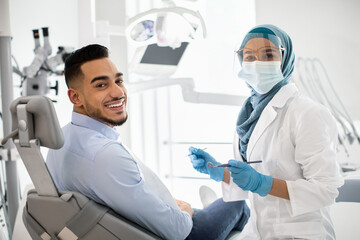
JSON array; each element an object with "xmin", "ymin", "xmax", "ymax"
[
  {"xmin": 207, "ymin": 160, "xmax": 263, "ymax": 168},
  {"xmin": 186, "ymin": 147, "xmax": 207, "ymax": 156}
]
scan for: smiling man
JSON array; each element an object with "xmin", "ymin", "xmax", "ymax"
[
  {"xmin": 67, "ymin": 55, "xmax": 127, "ymax": 127},
  {"xmin": 46, "ymin": 44, "xmax": 250, "ymax": 240}
]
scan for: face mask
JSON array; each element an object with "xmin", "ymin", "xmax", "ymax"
[{"xmin": 238, "ymin": 61, "xmax": 284, "ymax": 94}]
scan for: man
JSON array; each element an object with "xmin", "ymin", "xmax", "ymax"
[{"xmin": 46, "ymin": 44, "xmax": 249, "ymax": 240}]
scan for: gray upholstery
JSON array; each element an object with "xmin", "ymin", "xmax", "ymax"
[
  {"xmin": 10, "ymin": 96, "xmax": 64, "ymax": 149},
  {"xmin": 336, "ymin": 179, "xmax": 360, "ymax": 203},
  {"xmin": 10, "ymin": 96, "xmax": 60, "ymax": 197},
  {"xmin": 6, "ymin": 96, "xmax": 162, "ymax": 240},
  {"xmin": 24, "ymin": 190, "xmax": 161, "ymax": 240}
]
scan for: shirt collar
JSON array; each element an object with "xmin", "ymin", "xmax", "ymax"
[{"xmin": 71, "ymin": 112, "xmax": 120, "ymax": 140}]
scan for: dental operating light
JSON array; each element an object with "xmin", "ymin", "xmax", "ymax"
[{"xmin": 126, "ymin": 6, "xmax": 206, "ymax": 49}]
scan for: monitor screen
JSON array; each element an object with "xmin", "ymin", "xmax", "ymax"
[{"xmin": 140, "ymin": 42, "xmax": 189, "ymax": 66}]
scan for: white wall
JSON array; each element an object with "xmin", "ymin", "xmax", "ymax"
[
  {"xmin": 9, "ymin": 0, "xmax": 79, "ymax": 194},
  {"xmin": 10, "ymin": 0, "xmax": 78, "ymax": 125},
  {"xmin": 255, "ymin": 0, "xmax": 360, "ymax": 120},
  {"xmin": 6, "ymin": 1, "xmax": 79, "ymax": 238}
]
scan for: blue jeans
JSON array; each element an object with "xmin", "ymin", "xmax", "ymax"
[{"xmin": 186, "ymin": 198, "xmax": 250, "ymax": 240}]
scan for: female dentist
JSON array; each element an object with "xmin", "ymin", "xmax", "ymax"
[{"xmin": 188, "ymin": 24, "xmax": 344, "ymax": 239}]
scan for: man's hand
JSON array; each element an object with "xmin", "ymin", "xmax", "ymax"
[{"xmin": 175, "ymin": 199, "xmax": 194, "ymax": 217}]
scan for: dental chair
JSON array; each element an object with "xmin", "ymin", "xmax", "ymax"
[
  {"xmin": 332, "ymin": 178, "xmax": 360, "ymax": 239},
  {"xmin": 4, "ymin": 96, "xmax": 161, "ymax": 240},
  {"xmin": 336, "ymin": 178, "xmax": 360, "ymax": 203}
]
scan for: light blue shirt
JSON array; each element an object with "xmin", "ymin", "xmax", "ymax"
[{"xmin": 46, "ymin": 112, "xmax": 192, "ymax": 240}]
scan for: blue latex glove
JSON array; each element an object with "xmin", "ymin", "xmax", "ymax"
[
  {"xmin": 188, "ymin": 147, "xmax": 224, "ymax": 182},
  {"xmin": 227, "ymin": 160, "xmax": 273, "ymax": 197}
]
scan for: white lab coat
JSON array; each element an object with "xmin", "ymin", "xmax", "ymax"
[{"xmin": 222, "ymin": 83, "xmax": 344, "ymax": 240}]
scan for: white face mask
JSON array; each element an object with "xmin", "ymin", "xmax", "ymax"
[{"xmin": 238, "ymin": 61, "xmax": 284, "ymax": 94}]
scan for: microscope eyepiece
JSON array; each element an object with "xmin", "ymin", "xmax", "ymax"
[
  {"xmin": 42, "ymin": 27, "xmax": 49, "ymax": 37},
  {"xmin": 32, "ymin": 29, "xmax": 39, "ymax": 39}
]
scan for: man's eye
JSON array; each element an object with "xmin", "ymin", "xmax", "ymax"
[
  {"xmin": 96, "ymin": 83, "xmax": 106, "ymax": 88},
  {"xmin": 115, "ymin": 79, "xmax": 124, "ymax": 85}
]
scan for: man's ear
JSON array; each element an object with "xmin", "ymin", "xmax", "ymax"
[{"xmin": 68, "ymin": 88, "xmax": 83, "ymax": 107}]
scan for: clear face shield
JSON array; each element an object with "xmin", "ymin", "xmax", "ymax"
[
  {"xmin": 235, "ymin": 33, "xmax": 285, "ymax": 64},
  {"xmin": 234, "ymin": 33, "xmax": 286, "ymax": 94}
]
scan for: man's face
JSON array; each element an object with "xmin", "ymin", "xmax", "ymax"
[{"xmin": 70, "ymin": 58, "xmax": 128, "ymax": 127}]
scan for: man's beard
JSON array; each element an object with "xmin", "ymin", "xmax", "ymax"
[
  {"xmin": 97, "ymin": 113, "xmax": 128, "ymax": 126},
  {"xmin": 85, "ymin": 101, "xmax": 128, "ymax": 126}
]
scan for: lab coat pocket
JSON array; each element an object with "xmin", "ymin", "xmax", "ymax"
[{"xmin": 273, "ymin": 222, "xmax": 325, "ymax": 240}]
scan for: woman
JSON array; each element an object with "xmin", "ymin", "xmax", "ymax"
[{"xmin": 188, "ymin": 24, "xmax": 344, "ymax": 239}]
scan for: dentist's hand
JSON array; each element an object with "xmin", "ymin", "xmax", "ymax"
[
  {"xmin": 227, "ymin": 160, "xmax": 273, "ymax": 197},
  {"xmin": 188, "ymin": 147, "xmax": 224, "ymax": 182}
]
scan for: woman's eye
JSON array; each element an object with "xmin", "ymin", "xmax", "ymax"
[{"xmin": 244, "ymin": 55, "xmax": 256, "ymax": 61}]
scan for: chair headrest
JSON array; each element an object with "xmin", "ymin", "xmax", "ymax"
[{"xmin": 10, "ymin": 96, "xmax": 64, "ymax": 149}]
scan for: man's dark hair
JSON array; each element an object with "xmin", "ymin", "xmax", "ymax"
[{"xmin": 64, "ymin": 44, "xmax": 109, "ymax": 88}]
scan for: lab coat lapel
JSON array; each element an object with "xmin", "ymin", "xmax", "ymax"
[
  {"xmin": 233, "ymin": 132, "xmax": 242, "ymax": 160},
  {"xmin": 246, "ymin": 104, "xmax": 277, "ymax": 160},
  {"xmin": 246, "ymin": 83, "xmax": 298, "ymax": 160}
]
